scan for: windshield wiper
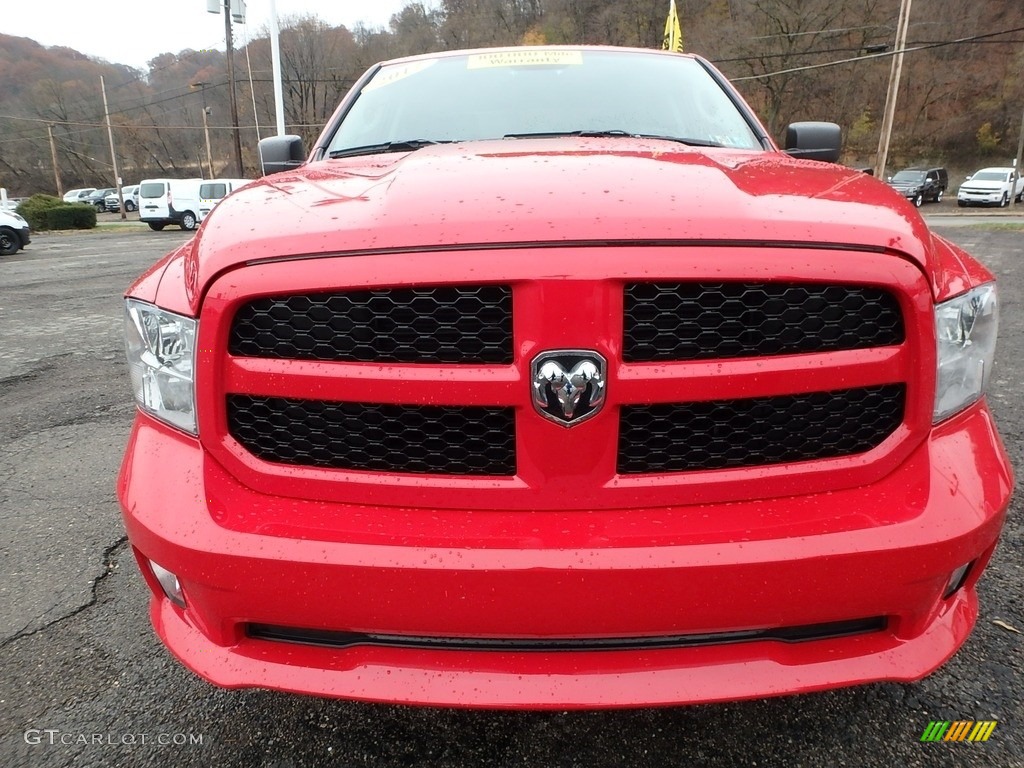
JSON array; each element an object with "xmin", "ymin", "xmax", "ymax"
[
  {"xmin": 502, "ymin": 130, "xmax": 727, "ymax": 148},
  {"xmin": 504, "ymin": 130, "xmax": 635, "ymax": 139},
  {"xmin": 633, "ymin": 134, "xmax": 727, "ymax": 148},
  {"xmin": 328, "ymin": 139, "xmax": 450, "ymax": 159}
]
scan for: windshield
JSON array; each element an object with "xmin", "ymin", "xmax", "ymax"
[
  {"xmin": 892, "ymin": 170, "xmax": 924, "ymax": 182},
  {"xmin": 972, "ymin": 171, "xmax": 1009, "ymax": 182},
  {"xmin": 327, "ymin": 50, "xmax": 761, "ymax": 155}
]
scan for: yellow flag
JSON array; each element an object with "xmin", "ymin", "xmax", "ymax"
[{"xmin": 662, "ymin": 0, "xmax": 683, "ymax": 53}]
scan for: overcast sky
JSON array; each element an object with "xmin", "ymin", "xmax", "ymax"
[{"xmin": 4, "ymin": 1, "xmax": 417, "ymax": 71}]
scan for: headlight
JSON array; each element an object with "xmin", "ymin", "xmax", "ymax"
[
  {"xmin": 934, "ymin": 284, "xmax": 997, "ymax": 423},
  {"xmin": 124, "ymin": 299, "xmax": 197, "ymax": 434}
]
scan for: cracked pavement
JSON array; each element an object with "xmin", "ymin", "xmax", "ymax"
[{"xmin": 0, "ymin": 225, "xmax": 1021, "ymax": 768}]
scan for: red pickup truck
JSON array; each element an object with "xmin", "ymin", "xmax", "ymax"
[{"xmin": 117, "ymin": 46, "xmax": 1012, "ymax": 708}]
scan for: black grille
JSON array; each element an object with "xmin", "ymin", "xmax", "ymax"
[
  {"xmin": 228, "ymin": 396, "xmax": 515, "ymax": 475},
  {"xmin": 623, "ymin": 283, "xmax": 904, "ymax": 361},
  {"xmin": 618, "ymin": 385, "xmax": 905, "ymax": 474},
  {"xmin": 248, "ymin": 617, "xmax": 887, "ymax": 652},
  {"xmin": 230, "ymin": 286, "xmax": 513, "ymax": 363}
]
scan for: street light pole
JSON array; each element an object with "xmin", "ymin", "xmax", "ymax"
[
  {"xmin": 874, "ymin": 0, "xmax": 912, "ymax": 180},
  {"xmin": 269, "ymin": 0, "xmax": 285, "ymax": 136}
]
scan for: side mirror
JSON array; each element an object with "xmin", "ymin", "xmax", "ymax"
[
  {"xmin": 964, "ymin": 174, "xmax": 972, "ymax": 181},
  {"xmin": 783, "ymin": 122, "xmax": 842, "ymax": 163},
  {"xmin": 259, "ymin": 135, "xmax": 306, "ymax": 176}
]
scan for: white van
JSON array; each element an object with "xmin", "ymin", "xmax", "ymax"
[
  {"xmin": 138, "ymin": 178, "xmax": 203, "ymax": 231},
  {"xmin": 198, "ymin": 178, "xmax": 253, "ymax": 222},
  {"xmin": 0, "ymin": 207, "xmax": 31, "ymax": 256}
]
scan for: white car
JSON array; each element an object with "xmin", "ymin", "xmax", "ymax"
[
  {"xmin": 104, "ymin": 185, "xmax": 140, "ymax": 212},
  {"xmin": 957, "ymin": 167, "xmax": 1024, "ymax": 208},
  {"xmin": 62, "ymin": 188, "xmax": 96, "ymax": 204}
]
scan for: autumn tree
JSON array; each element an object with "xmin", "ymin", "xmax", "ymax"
[{"xmin": 3, "ymin": 0, "xmax": 1024, "ymax": 194}]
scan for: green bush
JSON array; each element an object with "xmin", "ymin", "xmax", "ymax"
[
  {"xmin": 44, "ymin": 204, "xmax": 97, "ymax": 230},
  {"xmin": 15, "ymin": 196, "xmax": 97, "ymax": 230},
  {"xmin": 17, "ymin": 194, "xmax": 63, "ymax": 229}
]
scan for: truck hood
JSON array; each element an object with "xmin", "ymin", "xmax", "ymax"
[
  {"xmin": 960, "ymin": 180, "xmax": 1006, "ymax": 191},
  {"xmin": 187, "ymin": 137, "xmax": 935, "ymax": 306}
]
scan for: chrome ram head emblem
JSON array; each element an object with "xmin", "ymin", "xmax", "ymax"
[{"xmin": 531, "ymin": 350, "xmax": 607, "ymax": 427}]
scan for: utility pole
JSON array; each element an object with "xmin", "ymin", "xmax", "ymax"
[
  {"xmin": 47, "ymin": 124, "xmax": 63, "ymax": 198},
  {"xmin": 206, "ymin": 0, "xmax": 245, "ymax": 176},
  {"xmin": 191, "ymin": 82, "xmax": 215, "ymax": 177},
  {"xmin": 201, "ymin": 104, "xmax": 215, "ymax": 177},
  {"xmin": 224, "ymin": 0, "xmax": 244, "ymax": 176},
  {"xmin": 874, "ymin": 0, "xmax": 912, "ymax": 180},
  {"xmin": 100, "ymin": 76, "xmax": 126, "ymax": 221},
  {"xmin": 1011, "ymin": 106, "xmax": 1024, "ymax": 209}
]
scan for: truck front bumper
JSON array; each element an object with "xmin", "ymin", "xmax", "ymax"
[
  {"xmin": 957, "ymin": 191, "xmax": 1006, "ymax": 206},
  {"xmin": 117, "ymin": 403, "xmax": 1012, "ymax": 709}
]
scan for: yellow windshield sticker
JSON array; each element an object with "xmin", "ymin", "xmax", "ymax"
[
  {"xmin": 362, "ymin": 59, "xmax": 437, "ymax": 92},
  {"xmin": 467, "ymin": 50, "xmax": 584, "ymax": 69}
]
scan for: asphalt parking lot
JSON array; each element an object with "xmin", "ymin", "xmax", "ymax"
[{"xmin": 0, "ymin": 220, "xmax": 1021, "ymax": 768}]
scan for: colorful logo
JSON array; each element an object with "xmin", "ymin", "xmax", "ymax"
[{"xmin": 920, "ymin": 721, "xmax": 997, "ymax": 742}]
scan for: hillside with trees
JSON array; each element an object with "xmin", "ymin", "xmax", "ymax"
[{"xmin": 1, "ymin": 0, "xmax": 1022, "ymax": 195}]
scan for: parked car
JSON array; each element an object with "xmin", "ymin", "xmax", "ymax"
[
  {"xmin": 62, "ymin": 188, "xmax": 95, "ymax": 204},
  {"xmin": 0, "ymin": 196, "xmax": 25, "ymax": 212},
  {"xmin": 105, "ymin": 185, "xmax": 140, "ymax": 212},
  {"xmin": 84, "ymin": 187, "xmax": 116, "ymax": 211},
  {"xmin": 118, "ymin": 46, "xmax": 1011, "ymax": 709},
  {"xmin": 957, "ymin": 167, "xmax": 1024, "ymax": 207},
  {"xmin": 137, "ymin": 178, "xmax": 203, "ymax": 231},
  {"xmin": 886, "ymin": 166, "xmax": 947, "ymax": 207},
  {"xmin": 197, "ymin": 178, "xmax": 253, "ymax": 221},
  {"xmin": 0, "ymin": 208, "xmax": 31, "ymax": 255}
]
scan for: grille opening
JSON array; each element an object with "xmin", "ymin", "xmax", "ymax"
[
  {"xmin": 618, "ymin": 384, "xmax": 905, "ymax": 474},
  {"xmin": 230, "ymin": 285, "xmax": 513, "ymax": 364},
  {"xmin": 228, "ymin": 396, "xmax": 516, "ymax": 476},
  {"xmin": 247, "ymin": 617, "xmax": 888, "ymax": 652},
  {"xmin": 624, "ymin": 282, "xmax": 904, "ymax": 362}
]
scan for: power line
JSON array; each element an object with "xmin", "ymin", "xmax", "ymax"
[
  {"xmin": 0, "ymin": 112, "xmax": 326, "ymax": 134},
  {"xmin": 3, "ymin": 19, "xmax": 1023, "ymax": 150},
  {"xmin": 748, "ymin": 23, "xmax": 885, "ymax": 41},
  {"xmin": 730, "ymin": 25, "xmax": 1024, "ymax": 81}
]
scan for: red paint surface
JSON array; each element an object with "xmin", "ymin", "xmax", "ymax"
[{"xmin": 118, "ymin": 48, "xmax": 1011, "ymax": 706}]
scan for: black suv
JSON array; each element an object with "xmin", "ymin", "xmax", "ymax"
[
  {"xmin": 886, "ymin": 167, "xmax": 948, "ymax": 207},
  {"xmin": 84, "ymin": 188, "xmax": 116, "ymax": 211}
]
